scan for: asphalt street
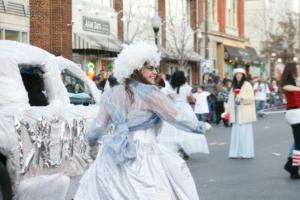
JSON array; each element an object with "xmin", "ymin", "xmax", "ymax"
[
  {"xmin": 188, "ymin": 113, "xmax": 299, "ymax": 200},
  {"xmin": 68, "ymin": 113, "xmax": 299, "ymax": 200}
]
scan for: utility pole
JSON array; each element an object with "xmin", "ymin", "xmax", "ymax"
[
  {"xmin": 199, "ymin": 0, "xmax": 209, "ymax": 84},
  {"xmin": 204, "ymin": 0, "xmax": 209, "ymax": 60}
]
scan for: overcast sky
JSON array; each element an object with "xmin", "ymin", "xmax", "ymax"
[{"xmin": 293, "ymin": 0, "xmax": 299, "ymax": 12}]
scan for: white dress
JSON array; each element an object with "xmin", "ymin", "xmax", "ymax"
[
  {"xmin": 229, "ymin": 106, "xmax": 254, "ymax": 158},
  {"xmin": 74, "ymin": 82, "xmax": 203, "ymax": 200},
  {"xmin": 75, "ymin": 129, "xmax": 200, "ymax": 200},
  {"xmin": 158, "ymin": 84, "xmax": 209, "ymax": 155}
]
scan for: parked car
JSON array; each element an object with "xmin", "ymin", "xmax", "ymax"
[{"xmin": 0, "ymin": 41, "xmax": 100, "ymax": 200}]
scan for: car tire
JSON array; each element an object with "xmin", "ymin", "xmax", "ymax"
[{"xmin": 0, "ymin": 162, "xmax": 13, "ymax": 200}]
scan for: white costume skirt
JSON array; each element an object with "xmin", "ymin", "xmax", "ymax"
[
  {"xmin": 158, "ymin": 101, "xmax": 209, "ymax": 155},
  {"xmin": 285, "ymin": 108, "xmax": 300, "ymax": 125},
  {"xmin": 158, "ymin": 122, "xmax": 209, "ymax": 155},
  {"xmin": 74, "ymin": 128, "xmax": 200, "ymax": 200},
  {"xmin": 229, "ymin": 122, "xmax": 254, "ymax": 158}
]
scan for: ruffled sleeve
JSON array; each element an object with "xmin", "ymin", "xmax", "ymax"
[
  {"xmin": 86, "ymin": 105, "xmax": 111, "ymax": 145},
  {"xmin": 145, "ymin": 86, "xmax": 205, "ymax": 134}
]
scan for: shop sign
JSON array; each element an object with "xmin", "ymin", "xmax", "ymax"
[{"xmin": 83, "ymin": 16, "xmax": 110, "ymax": 35}]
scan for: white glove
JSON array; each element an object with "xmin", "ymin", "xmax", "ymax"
[{"xmin": 204, "ymin": 122, "xmax": 212, "ymax": 132}]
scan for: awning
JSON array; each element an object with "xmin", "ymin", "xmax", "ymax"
[
  {"xmin": 73, "ymin": 32, "xmax": 122, "ymax": 53},
  {"xmin": 189, "ymin": 51, "xmax": 203, "ymax": 62},
  {"xmin": 224, "ymin": 45, "xmax": 260, "ymax": 63},
  {"xmin": 245, "ymin": 46, "xmax": 260, "ymax": 63},
  {"xmin": 161, "ymin": 48, "xmax": 202, "ymax": 62}
]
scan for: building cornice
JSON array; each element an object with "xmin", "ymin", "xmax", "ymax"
[{"xmin": 208, "ymin": 30, "xmax": 247, "ymax": 43}]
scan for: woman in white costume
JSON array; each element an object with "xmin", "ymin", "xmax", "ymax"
[
  {"xmin": 74, "ymin": 42, "xmax": 206, "ymax": 200},
  {"xmin": 228, "ymin": 68, "xmax": 256, "ymax": 158},
  {"xmin": 158, "ymin": 71, "xmax": 209, "ymax": 157}
]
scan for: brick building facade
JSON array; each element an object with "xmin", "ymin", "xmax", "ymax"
[
  {"xmin": 30, "ymin": 0, "xmax": 72, "ymax": 59},
  {"xmin": 27, "ymin": 0, "xmax": 258, "ymax": 81}
]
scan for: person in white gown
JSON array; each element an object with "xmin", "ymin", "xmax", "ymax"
[
  {"xmin": 228, "ymin": 68, "xmax": 256, "ymax": 158},
  {"xmin": 158, "ymin": 71, "xmax": 209, "ymax": 157},
  {"xmin": 74, "ymin": 42, "xmax": 206, "ymax": 200}
]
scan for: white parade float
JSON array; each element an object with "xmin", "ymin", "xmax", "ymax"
[{"xmin": 0, "ymin": 40, "xmax": 101, "ymax": 200}]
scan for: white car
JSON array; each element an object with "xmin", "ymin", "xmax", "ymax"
[{"xmin": 0, "ymin": 41, "xmax": 101, "ymax": 200}]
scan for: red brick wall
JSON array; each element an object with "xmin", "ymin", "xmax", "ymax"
[
  {"xmin": 158, "ymin": 0, "xmax": 166, "ymax": 48},
  {"xmin": 113, "ymin": 0, "xmax": 124, "ymax": 42},
  {"xmin": 198, "ymin": 0, "xmax": 204, "ymax": 24},
  {"xmin": 237, "ymin": 0, "xmax": 244, "ymax": 38},
  {"xmin": 30, "ymin": 0, "xmax": 72, "ymax": 59},
  {"xmin": 30, "ymin": 0, "xmax": 51, "ymax": 51},
  {"xmin": 218, "ymin": 0, "xmax": 226, "ymax": 33},
  {"xmin": 190, "ymin": 0, "xmax": 197, "ymax": 29}
]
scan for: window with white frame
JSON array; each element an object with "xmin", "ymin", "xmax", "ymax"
[
  {"xmin": 226, "ymin": 0, "xmax": 237, "ymax": 27},
  {"xmin": 1, "ymin": 29, "xmax": 28, "ymax": 43},
  {"xmin": 186, "ymin": 0, "xmax": 191, "ymax": 26},
  {"xmin": 5, "ymin": 30, "xmax": 20, "ymax": 41},
  {"xmin": 209, "ymin": 0, "xmax": 217, "ymax": 22},
  {"xmin": 232, "ymin": 0, "xmax": 237, "ymax": 26},
  {"xmin": 21, "ymin": 32, "xmax": 28, "ymax": 43}
]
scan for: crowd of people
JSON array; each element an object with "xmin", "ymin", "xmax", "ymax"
[
  {"xmin": 92, "ymin": 69, "xmax": 284, "ymax": 126},
  {"xmin": 74, "ymin": 42, "xmax": 300, "ymax": 200}
]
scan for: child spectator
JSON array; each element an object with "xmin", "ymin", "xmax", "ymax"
[{"xmin": 193, "ymin": 85, "xmax": 210, "ymax": 122}]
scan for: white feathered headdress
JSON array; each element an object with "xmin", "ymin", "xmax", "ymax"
[{"xmin": 113, "ymin": 42, "xmax": 161, "ymax": 83}]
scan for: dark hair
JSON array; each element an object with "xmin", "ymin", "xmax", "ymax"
[
  {"xmin": 280, "ymin": 62, "xmax": 298, "ymax": 89},
  {"xmin": 124, "ymin": 68, "xmax": 152, "ymax": 104},
  {"xmin": 93, "ymin": 74, "xmax": 101, "ymax": 81},
  {"xmin": 166, "ymin": 74, "xmax": 171, "ymax": 81},
  {"xmin": 108, "ymin": 76, "xmax": 119, "ymax": 87},
  {"xmin": 170, "ymin": 71, "xmax": 186, "ymax": 94},
  {"xmin": 197, "ymin": 85, "xmax": 205, "ymax": 91},
  {"xmin": 232, "ymin": 73, "xmax": 246, "ymax": 89}
]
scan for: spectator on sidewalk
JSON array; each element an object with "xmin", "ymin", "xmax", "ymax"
[
  {"xmin": 253, "ymin": 78, "xmax": 270, "ymax": 117},
  {"xmin": 193, "ymin": 85, "xmax": 210, "ymax": 122},
  {"xmin": 269, "ymin": 79, "xmax": 282, "ymax": 109},
  {"xmin": 203, "ymin": 73, "xmax": 217, "ymax": 124},
  {"xmin": 221, "ymin": 79, "xmax": 233, "ymax": 127},
  {"xmin": 215, "ymin": 78, "xmax": 226, "ymax": 125}
]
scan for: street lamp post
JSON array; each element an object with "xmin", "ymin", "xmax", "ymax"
[
  {"xmin": 270, "ymin": 52, "xmax": 276, "ymax": 78},
  {"xmin": 282, "ymin": 41, "xmax": 288, "ymax": 64},
  {"xmin": 151, "ymin": 13, "xmax": 161, "ymax": 46}
]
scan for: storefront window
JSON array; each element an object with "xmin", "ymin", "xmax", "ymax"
[
  {"xmin": 5, "ymin": 30, "xmax": 20, "ymax": 41},
  {"xmin": 21, "ymin": 32, "xmax": 28, "ymax": 43},
  {"xmin": 0, "ymin": 29, "xmax": 3, "ymax": 40}
]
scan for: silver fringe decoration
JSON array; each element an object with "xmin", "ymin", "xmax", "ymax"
[
  {"xmin": 15, "ymin": 115, "xmax": 89, "ymax": 175},
  {"xmin": 35, "ymin": 117, "xmax": 51, "ymax": 168},
  {"xmin": 78, "ymin": 120, "xmax": 87, "ymax": 154},
  {"xmin": 14, "ymin": 119, "xmax": 24, "ymax": 172}
]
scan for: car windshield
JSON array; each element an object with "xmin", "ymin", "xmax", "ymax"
[{"xmin": 61, "ymin": 70, "xmax": 95, "ymax": 106}]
